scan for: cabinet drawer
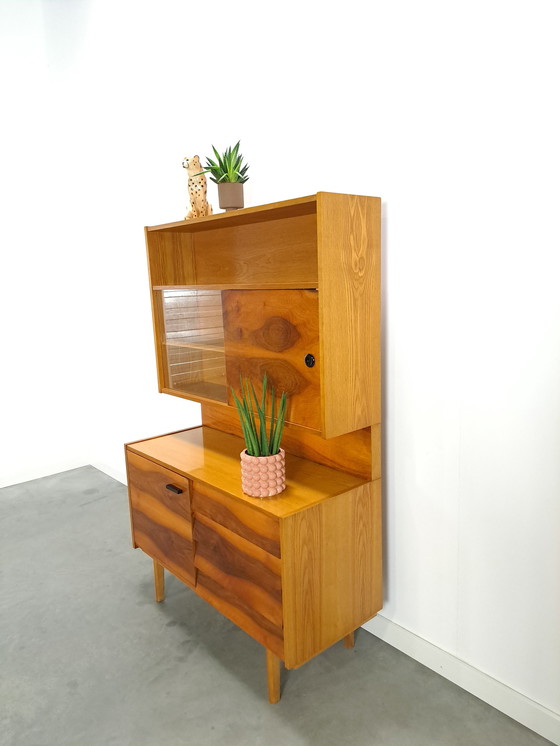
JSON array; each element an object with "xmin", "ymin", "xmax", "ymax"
[
  {"xmin": 127, "ymin": 450, "xmax": 195, "ymax": 587},
  {"xmin": 192, "ymin": 483, "xmax": 283, "ymax": 657},
  {"xmin": 191, "ymin": 481, "xmax": 280, "ymax": 557}
]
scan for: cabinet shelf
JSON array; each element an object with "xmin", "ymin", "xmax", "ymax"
[
  {"xmin": 165, "ymin": 340, "xmax": 226, "ymax": 353},
  {"xmin": 165, "ymin": 381, "xmax": 228, "ymax": 402},
  {"xmin": 153, "ymin": 283, "xmax": 318, "ymax": 291}
]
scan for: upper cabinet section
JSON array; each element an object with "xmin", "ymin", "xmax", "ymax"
[
  {"xmin": 146, "ymin": 195, "xmax": 319, "ymax": 289},
  {"xmin": 145, "ymin": 192, "xmax": 381, "ymax": 439}
]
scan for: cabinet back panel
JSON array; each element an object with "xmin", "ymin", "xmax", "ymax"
[
  {"xmin": 192, "ymin": 213, "xmax": 318, "ymax": 286},
  {"xmin": 201, "ymin": 402, "xmax": 376, "ymax": 481}
]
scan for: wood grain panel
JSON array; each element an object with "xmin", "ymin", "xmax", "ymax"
[
  {"xmin": 201, "ymin": 402, "xmax": 377, "ymax": 480},
  {"xmin": 191, "ymin": 213, "xmax": 317, "ymax": 286},
  {"xmin": 197, "ymin": 571, "xmax": 284, "ymax": 659},
  {"xmin": 195, "ymin": 513, "xmax": 281, "ymax": 575},
  {"xmin": 317, "ymin": 192, "xmax": 381, "ymax": 437},
  {"xmin": 127, "ymin": 451, "xmax": 195, "ymax": 587},
  {"xmin": 193, "ymin": 515, "xmax": 282, "ymax": 627},
  {"xmin": 146, "ymin": 228, "xmax": 196, "ymax": 286},
  {"xmin": 223, "ymin": 289, "xmax": 321, "ymax": 431},
  {"xmin": 281, "ymin": 481, "xmax": 382, "ymax": 669},
  {"xmin": 127, "ymin": 451, "xmax": 191, "ymax": 520},
  {"xmin": 133, "ymin": 509, "xmax": 195, "ymax": 588},
  {"xmin": 192, "ymin": 481, "xmax": 281, "ymax": 557}
]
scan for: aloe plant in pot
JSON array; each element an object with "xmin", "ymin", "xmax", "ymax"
[
  {"xmin": 231, "ymin": 374, "xmax": 287, "ymax": 498},
  {"xmin": 199, "ymin": 141, "xmax": 249, "ymax": 211}
]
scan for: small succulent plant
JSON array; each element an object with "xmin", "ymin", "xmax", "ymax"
[
  {"xmin": 199, "ymin": 141, "xmax": 250, "ymax": 184},
  {"xmin": 231, "ymin": 374, "xmax": 286, "ymax": 457}
]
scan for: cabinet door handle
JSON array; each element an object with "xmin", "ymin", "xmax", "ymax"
[{"xmin": 165, "ymin": 483, "xmax": 183, "ymax": 494}]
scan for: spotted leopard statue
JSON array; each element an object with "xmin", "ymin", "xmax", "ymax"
[{"xmin": 182, "ymin": 155, "xmax": 213, "ymax": 220}]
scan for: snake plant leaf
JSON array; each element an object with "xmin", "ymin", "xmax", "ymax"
[
  {"xmin": 231, "ymin": 388, "xmax": 259, "ymax": 455},
  {"xmin": 260, "ymin": 374, "xmax": 268, "ymax": 414},
  {"xmin": 233, "ymin": 374, "xmax": 286, "ymax": 457},
  {"xmin": 268, "ymin": 385, "xmax": 277, "ymax": 453},
  {"xmin": 271, "ymin": 393, "xmax": 287, "ymax": 455},
  {"xmin": 259, "ymin": 375, "xmax": 268, "ymax": 454},
  {"xmin": 248, "ymin": 379, "xmax": 266, "ymax": 455}
]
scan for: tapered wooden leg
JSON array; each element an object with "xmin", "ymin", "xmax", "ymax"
[
  {"xmin": 343, "ymin": 631, "xmax": 355, "ymax": 649},
  {"xmin": 153, "ymin": 559, "xmax": 165, "ymax": 602},
  {"xmin": 265, "ymin": 648, "xmax": 281, "ymax": 704}
]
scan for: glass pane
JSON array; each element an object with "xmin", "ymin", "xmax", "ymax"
[{"xmin": 162, "ymin": 289, "xmax": 227, "ymax": 402}]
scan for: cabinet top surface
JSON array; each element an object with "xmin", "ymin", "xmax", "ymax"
[
  {"xmin": 127, "ymin": 426, "xmax": 368, "ymax": 518},
  {"xmin": 145, "ymin": 192, "xmax": 381, "ymax": 234}
]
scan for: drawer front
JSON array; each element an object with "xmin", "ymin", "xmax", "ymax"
[
  {"xmin": 127, "ymin": 450, "xmax": 195, "ymax": 587},
  {"xmin": 192, "ymin": 481, "xmax": 281, "ymax": 557},
  {"xmin": 192, "ymin": 483, "xmax": 283, "ymax": 658}
]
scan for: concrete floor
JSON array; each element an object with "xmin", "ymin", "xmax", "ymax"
[{"xmin": 0, "ymin": 466, "xmax": 553, "ymax": 746}]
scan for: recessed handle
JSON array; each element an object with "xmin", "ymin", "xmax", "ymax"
[{"xmin": 165, "ymin": 483, "xmax": 183, "ymax": 494}]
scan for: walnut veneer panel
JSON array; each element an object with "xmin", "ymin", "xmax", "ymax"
[
  {"xmin": 193, "ymin": 515, "xmax": 283, "ymax": 642},
  {"xmin": 191, "ymin": 482, "xmax": 281, "ymax": 557},
  {"xmin": 281, "ymin": 480, "xmax": 382, "ymax": 669},
  {"xmin": 127, "ymin": 426, "xmax": 368, "ymax": 519},
  {"xmin": 223, "ymin": 289, "xmax": 321, "ymax": 431},
  {"xmin": 317, "ymin": 192, "xmax": 381, "ymax": 437},
  {"xmin": 196, "ymin": 571, "xmax": 284, "ymax": 659},
  {"xmin": 201, "ymin": 402, "xmax": 379, "ymax": 480},
  {"xmin": 127, "ymin": 451, "xmax": 195, "ymax": 587}
]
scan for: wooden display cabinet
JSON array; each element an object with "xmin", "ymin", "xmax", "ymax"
[{"xmin": 126, "ymin": 192, "xmax": 382, "ymax": 702}]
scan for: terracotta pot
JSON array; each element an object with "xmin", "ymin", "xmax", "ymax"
[
  {"xmin": 240, "ymin": 449, "xmax": 286, "ymax": 497},
  {"xmin": 218, "ymin": 182, "xmax": 244, "ymax": 211}
]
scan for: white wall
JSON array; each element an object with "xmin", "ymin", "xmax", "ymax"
[{"xmin": 1, "ymin": 0, "xmax": 559, "ymax": 740}]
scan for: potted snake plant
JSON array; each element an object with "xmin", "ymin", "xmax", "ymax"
[
  {"xmin": 198, "ymin": 141, "xmax": 249, "ymax": 211},
  {"xmin": 231, "ymin": 374, "xmax": 287, "ymax": 497}
]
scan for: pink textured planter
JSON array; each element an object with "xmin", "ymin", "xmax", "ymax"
[{"xmin": 240, "ymin": 449, "xmax": 286, "ymax": 498}]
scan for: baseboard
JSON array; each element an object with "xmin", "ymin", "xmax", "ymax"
[
  {"xmin": 92, "ymin": 462, "xmax": 127, "ymax": 486},
  {"xmin": 362, "ymin": 615, "xmax": 560, "ymax": 745}
]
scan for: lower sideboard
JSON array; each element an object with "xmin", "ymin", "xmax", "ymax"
[{"xmin": 125, "ymin": 426, "xmax": 382, "ymax": 702}]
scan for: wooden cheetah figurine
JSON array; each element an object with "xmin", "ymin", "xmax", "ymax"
[{"xmin": 182, "ymin": 155, "xmax": 213, "ymax": 219}]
